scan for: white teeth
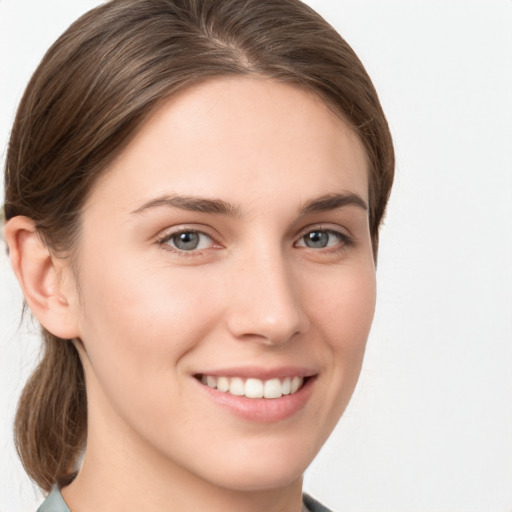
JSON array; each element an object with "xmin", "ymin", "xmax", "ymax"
[
  {"xmin": 200, "ymin": 375, "xmax": 305, "ymax": 399},
  {"xmin": 245, "ymin": 378, "xmax": 264, "ymax": 398},
  {"xmin": 229, "ymin": 377, "xmax": 245, "ymax": 396},
  {"xmin": 264, "ymin": 378, "xmax": 282, "ymax": 399},
  {"xmin": 217, "ymin": 376, "xmax": 230, "ymax": 392},
  {"xmin": 282, "ymin": 377, "xmax": 291, "ymax": 395},
  {"xmin": 291, "ymin": 376, "xmax": 302, "ymax": 394}
]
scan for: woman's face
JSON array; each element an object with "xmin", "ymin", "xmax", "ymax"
[{"xmin": 68, "ymin": 77, "xmax": 375, "ymax": 491}]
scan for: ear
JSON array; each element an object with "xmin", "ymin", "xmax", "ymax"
[{"xmin": 3, "ymin": 216, "xmax": 80, "ymax": 339}]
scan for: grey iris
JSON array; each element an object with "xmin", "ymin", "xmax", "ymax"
[
  {"xmin": 173, "ymin": 232, "xmax": 200, "ymax": 250},
  {"xmin": 304, "ymin": 231, "xmax": 328, "ymax": 248}
]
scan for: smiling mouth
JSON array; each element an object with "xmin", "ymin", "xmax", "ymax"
[{"xmin": 195, "ymin": 374, "xmax": 307, "ymax": 399}]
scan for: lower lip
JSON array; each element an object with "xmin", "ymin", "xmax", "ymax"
[{"xmin": 195, "ymin": 377, "xmax": 315, "ymax": 423}]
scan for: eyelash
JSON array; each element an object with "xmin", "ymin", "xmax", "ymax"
[
  {"xmin": 295, "ymin": 228, "xmax": 355, "ymax": 252},
  {"xmin": 156, "ymin": 226, "xmax": 354, "ymax": 256}
]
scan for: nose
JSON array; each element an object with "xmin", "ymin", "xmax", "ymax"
[{"xmin": 224, "ymin": 249, "xmax": 309, "ymax": 346}]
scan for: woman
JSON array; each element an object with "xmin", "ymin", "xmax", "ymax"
[{"xmin": 2, "ymin": 0, "xmax": 394, "ymax": 510}]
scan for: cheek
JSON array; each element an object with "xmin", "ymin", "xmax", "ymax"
[
  {"xmin": 74, "ymin": 250, "xmax": 222, "ymax": 405},
  {"xmin": 308, "ymin": 261, "xmax": 376, "ymax": 412},
  {"xmin": 79, "ymin": 251, "xmax": 214, "ymax": 345},
  {"xmin": 74, "ymin": 255, "xmax": 222, "ymax": 436},
  {"xmin": 286, "ymin": 261, "xmax": 376, "ymax": 455},
  {"xmin": 309, "ymin": 261, "xmax": 376, "ymax": 351}
]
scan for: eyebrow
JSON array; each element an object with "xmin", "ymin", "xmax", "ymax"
[
  {"xmin": 299, "ymin": 192, "xmax": 368, "ymax": 214},
  {"xmin": 130, "ymin": 192, "xmax": 367, "ymax": 217},
  {"xmin": 131, "ymin": 194, "xmax": 241, "ymax": 217}
]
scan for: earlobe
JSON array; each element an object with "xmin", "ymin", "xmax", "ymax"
[{"xmin": 3, "ymin": 216, "xmax": 80, "ymax": 339}]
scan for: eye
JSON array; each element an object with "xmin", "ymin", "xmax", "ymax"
[
  {"xmin": 296, "ymin": 229, "xmax": 349, "ymax": 249},
  {"xmin": 159, "ymin": 230, "xmax": 214, "ymax": 252}
]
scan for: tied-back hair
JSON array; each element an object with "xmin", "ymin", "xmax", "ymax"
[{"xmin": 3, "ymin": 0, "xmax": 394, "ymax": 492}]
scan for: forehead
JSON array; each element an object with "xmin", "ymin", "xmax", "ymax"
[{"xmin": 85, "ymin": 77, "xmax": 369, "ymax": 216}]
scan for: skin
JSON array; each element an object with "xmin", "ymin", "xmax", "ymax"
[{"xmin": 5, "ymin": 77, "xmax": 375, "ymax": 512}]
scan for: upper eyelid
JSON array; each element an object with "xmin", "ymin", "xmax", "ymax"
[
  {"xmin": 155, "ymin": 225, "xmax": 217, "ymax": 242},
  {"xmin": 295, "ymin": 223, "xmax": 351, "ymax": 239},
  {"xmin": 158, "ymin": 229, "xmax": 212, "ymax": 241}
]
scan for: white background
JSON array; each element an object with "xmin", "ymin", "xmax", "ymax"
[{"xmin": 1, "ymin": 1, "xmax": 511, "ymax": 511}]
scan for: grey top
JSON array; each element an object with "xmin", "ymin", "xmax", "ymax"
[
  {"xmin": 37, "ymin": 487, "xmax": 70, "ymax": 512},
  {"xmin": 37, "ymin": 487, "xmax": 333, "ymax": 512}
]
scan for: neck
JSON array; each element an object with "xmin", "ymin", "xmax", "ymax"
[
  {"xmin": 61, "ymin": 406, "xmax": 304, "ymax": 512},
  {"xmin": 62, "ymin": 452, "xmax": 303, "ymax": 512}
]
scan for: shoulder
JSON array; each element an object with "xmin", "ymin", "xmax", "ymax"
[
  {"xmin": 303, "ymin": 493, "xmax": 335, "ymax": 512},
  {"xmin": 37, "ymin": 487, "xmax": 70, "ymax": 512}
]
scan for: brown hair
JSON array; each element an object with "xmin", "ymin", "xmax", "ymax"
[{"xmin": 3, "ymin": 0, "xmax": 394, "ymax": 492}]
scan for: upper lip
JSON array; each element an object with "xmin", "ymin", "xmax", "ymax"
[{"xmin": 194, "ymin": 366, "xmax": 318, "ymax": 380}]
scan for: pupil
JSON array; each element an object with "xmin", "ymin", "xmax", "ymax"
[
  {"xmin": 174, "ymin": 232, "xmax": 199, "ymax": 250},
  {"xmin": 306, "ymin": 231, "xmax": 328, "ymax": 248}
]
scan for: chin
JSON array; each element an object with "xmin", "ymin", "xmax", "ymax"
[
  {"xmin": 207, "ymin": 463, "xmax": 305, "ymax": 493},
  {"xmin": 188, "ymin": 438, "xmax": 318, "ymax": 492}
]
